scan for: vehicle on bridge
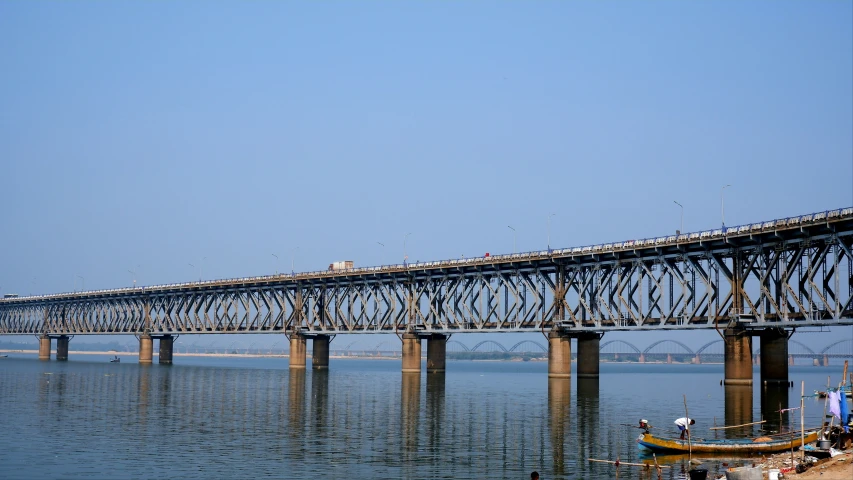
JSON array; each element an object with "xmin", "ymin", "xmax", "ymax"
[{"xmin": 328, "ymin": 261, "xmax": 354, "ymax": 271}]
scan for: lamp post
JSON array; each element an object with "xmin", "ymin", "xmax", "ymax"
[
  {"xmin": 76, "ymin": 275, "xmax": 85, "ymax": 292},
  {"xmin": 721, "ymin": 184, "xmax": 732, "ymax": 229},
  {"xmin": 189, "ymin": 258, "xmax": 206, "ymax": 281},
  {"xmin": 404, "ymin": 233, "xmax": 412, "ymax": 263},
  {"xmin": 291, "ymin": 247, "xmax": 299, "ymax": 274},
  {"xmin": 272, "ymin": 253, "xmax": 279, "ymax": 275},
  {"xmin": 507, "ymin": 225, "xmax": 516, "ymax": 253},
  {"xmin": 547, "ymin": 213, "xmax": 556, "ymax": 251},
  {"xmin": 128, "ymin": 269, "xmax": 137, "ymax": 287},
  {"xmin": 377, "ymin": 242, "xmax": 385, "ymax": 264},
  {"xmin": 673, "ymin": 201, "xmax": 684, "ymax": 234}
]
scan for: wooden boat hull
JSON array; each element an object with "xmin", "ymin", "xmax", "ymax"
[{"xmin": 637, "ymin": 431, "xmax": 819, "ymax": 454}]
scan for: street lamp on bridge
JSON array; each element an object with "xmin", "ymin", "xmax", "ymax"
[
  {"xmin": 507, "ymin": 225, "xmax": 516, "ymax": 253},
  {"xmin": 376, "ymin": 242, "xmax": 385, "ymax": 264},
  {"xmin": 272, "ymin": 253, "xmax": 279, "ymax": 275},
  {"xmin": 404, "ymin": 233, "xmax": 412, "ymax": 264},
  {"xmin": 547, "ymin": 213, "xmax": 556, "ymax": 251},
  {"xmin": 721, "ymin": 184, "xmax": 732, "ymax": 229},
  {"xmin": 673, "ymin": 200, "xmax": 684, "ymax": 235}
]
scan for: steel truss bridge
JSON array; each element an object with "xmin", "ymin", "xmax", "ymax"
[{"xmin": 2, "ymin": 208, "xmax": 853, "ymax": 337}]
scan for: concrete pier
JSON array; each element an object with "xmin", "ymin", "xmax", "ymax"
[
  {"xmin": 724, "ymin": 327, "xmax": 753, "ymax": 385},
  {"xmin": 426, "ymin": 334, "xmax": 447, "ymax": 373},
  {"xmin": 402, "ymin": 332, "xmax": 422, "ymax": 374},
  {"xmin": 38, "ymin": 336, "xmax": 51, "ymax": 360},
  {"xmin": 139, "ymin": 334, "xmax": 153, "ymax": 364},
  {"xmin": 56, "ymin": 335, "xmax": 69, "ymax": 361},
  {"xmin": 312, "ymin": 335, "xmax": 330, "ymax": 369},
  {"xmin": 548, "ymin": 330, "xmax": 572, "ymax": 378},
  {"xmin": 158, "ymin": 335, "xmax": 173, "ymax": 365},
  {"xmin": 759, "ymin": 328, "xmax": 788, "ymax": 385},
  {"xmin": 289, "ymin": 334, "xmax": 307, "ymax": 369},
  {"xmin": 576, "ymin": 333, "xmax": 600, "ymax": 378}
]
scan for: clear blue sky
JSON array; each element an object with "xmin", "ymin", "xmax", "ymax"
[{"xmin": 1, "ymin": 1, "xmax": 851, "ymax": 351}]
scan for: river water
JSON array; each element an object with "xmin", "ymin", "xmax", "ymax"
[{"xmin": 0, "ymin": 354, "xmax": 845, "ymax": 479}]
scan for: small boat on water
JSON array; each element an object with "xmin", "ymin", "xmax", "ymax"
[
  {"xmin": 637, "ymin": 430, "xmax": 819, "ymax": 454},
  {"xmin": 815, "ymin": 386, "xmax": 852, "ymax": 398},
  {"xmin": 109, "ymin": 356, "xmax": 120, "ymax": 363}
]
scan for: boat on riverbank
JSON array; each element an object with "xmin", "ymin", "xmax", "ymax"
[{"xmin": 637, "ymin": 430, "xmax": 819, "ymax": 454}]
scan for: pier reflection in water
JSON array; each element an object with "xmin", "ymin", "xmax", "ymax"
[
  {"xmin": 426, "ymin": 372, "xmax": 445, "ymax": 455},
  {"xmin": 548, "ymin": 378, "xmax": 570, "ymax": 478},
  {"xmin": 576, "ymin": 377, "xmax": 600, "ymax": 479},
  {"xmin": 724, "ymin": 384, "xmax": 753, "ymax": 438},
  {"xmin": 288, "ymin": 369, "xmax": 306, "ymax": 441},
  {"xmin": 401, "ymin": 372, "xmax": 421, "ymax": 458},
  {"xmin": 761, "ymin": 384, "xmax": 790, "ymax": 434}
]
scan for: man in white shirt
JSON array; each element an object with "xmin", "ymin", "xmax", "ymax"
[{"xmin": 674, "ymin": 417, "xmax": 695, "ymax": 440}]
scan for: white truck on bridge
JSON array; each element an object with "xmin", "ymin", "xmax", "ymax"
[{"xmin": 328, "ymin": 261, "xmax": 354, "ymax": 271}]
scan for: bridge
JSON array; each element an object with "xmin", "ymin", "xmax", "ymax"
[{"xmin": 2, "ymin": 207, "xmax": 853, "ymax": 384}]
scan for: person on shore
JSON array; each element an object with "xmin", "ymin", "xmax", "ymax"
[{"xmin": 674, "ymin": 417, "xmax": 695, "ymax": 440}]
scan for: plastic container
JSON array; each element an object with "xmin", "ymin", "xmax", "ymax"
[
  {"xmin": 688, "ymin": 468, "xmax": 708, "ymax": 480},
  {"xmin": 768, "ymin": 469, "xmax": 780, "ymax": 480},
  {"xmin": 724, "ymin": 466, "xmax": 762, "ymax": 480}
]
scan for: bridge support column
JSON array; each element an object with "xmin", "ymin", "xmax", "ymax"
[
  {"xmin": 38, "ymin": 335, "xmax": 51, "ymax": 360},
  {"xmin": 56, "ymin": 335, "xmax": 69, "ymax": 361},
  {"xmin": 289, "ymin": 335, "xmax": 307, "ymax": 369},
  {"xmin": 548, "ymin": 330, "xmax": 572, "ymax": 378},
  {"xmin": 402, "ymin": 332, "xmax": 422, "ymax": 374},
  {"xmin": 426, "ymin": 334, "xmax": 447, "ymax": 373},
  {"xmin": 759, "ymin": 329, "xmax": 788, "ymax": 385},
  {"xmin": 158, "ymin": 335, "xmax": 173, "ymax": 365},
  {"xmin": 312, "ymin": 335, "xmax": 330, "ymax": 369},
  {"xmin": 576, "ymin": 333, "xmax": 599, "ymax": 378},
  {"xmin": 139, "ymin": 334, "xmax": 153, "ymax": 364},
  {"xmin": 724, "ymin": 327, "xmax": 753, "ymax": 386}
]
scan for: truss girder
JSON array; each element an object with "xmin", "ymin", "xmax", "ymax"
[{"xmin": 3, "ymin": 228, "xmax": 853, "ymax": 335}]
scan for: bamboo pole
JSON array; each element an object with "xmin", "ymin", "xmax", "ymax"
[
  {"xmin": 709, "ymin": 420, "xmax": 766, "ymax": 430},
  {"xmin": 821, "ymin": 376, "xmax": 831, "ymax": 440},
  {"xmin": 684, "ymin": 394, "xmax": 693, "ymax": 462},
  {"xmin": 587, "ymin": 458, "xmax": 669, "ymax": 468},
  {"xmin": 653, "ymin": 453, "xmax": 662, "ymax": 480},
  {"xmin": 801, "ymin": 381, "xmax": 805, "ymax": 462}
]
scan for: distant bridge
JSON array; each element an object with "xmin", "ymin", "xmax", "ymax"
[{"xmin": 168, "ymin": 338, "xmax": 853, "ymax": 357}]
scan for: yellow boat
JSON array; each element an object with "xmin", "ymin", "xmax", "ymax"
[{"xmin": 637, "ymin": 430, "xmax": 819, "ymax": 454}]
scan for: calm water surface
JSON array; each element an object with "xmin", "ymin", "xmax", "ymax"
[{"xmin": 0, "ymin": 354, "xmax": 843, "ymax": 479}]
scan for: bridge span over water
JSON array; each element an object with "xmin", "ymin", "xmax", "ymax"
[{"xmin": 2, "ymin": 207, "xmax": 853, "ymax": 385}]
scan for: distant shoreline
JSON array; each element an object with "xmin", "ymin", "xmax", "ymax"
[{"xmin": 0, "ymin": 349, "xmax": 723, "ymax": 363}]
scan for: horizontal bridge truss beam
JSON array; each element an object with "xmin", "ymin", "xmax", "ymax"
[{"xmin": 2, "ymin": 222, "xmax": 853, "ymax": 336}]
